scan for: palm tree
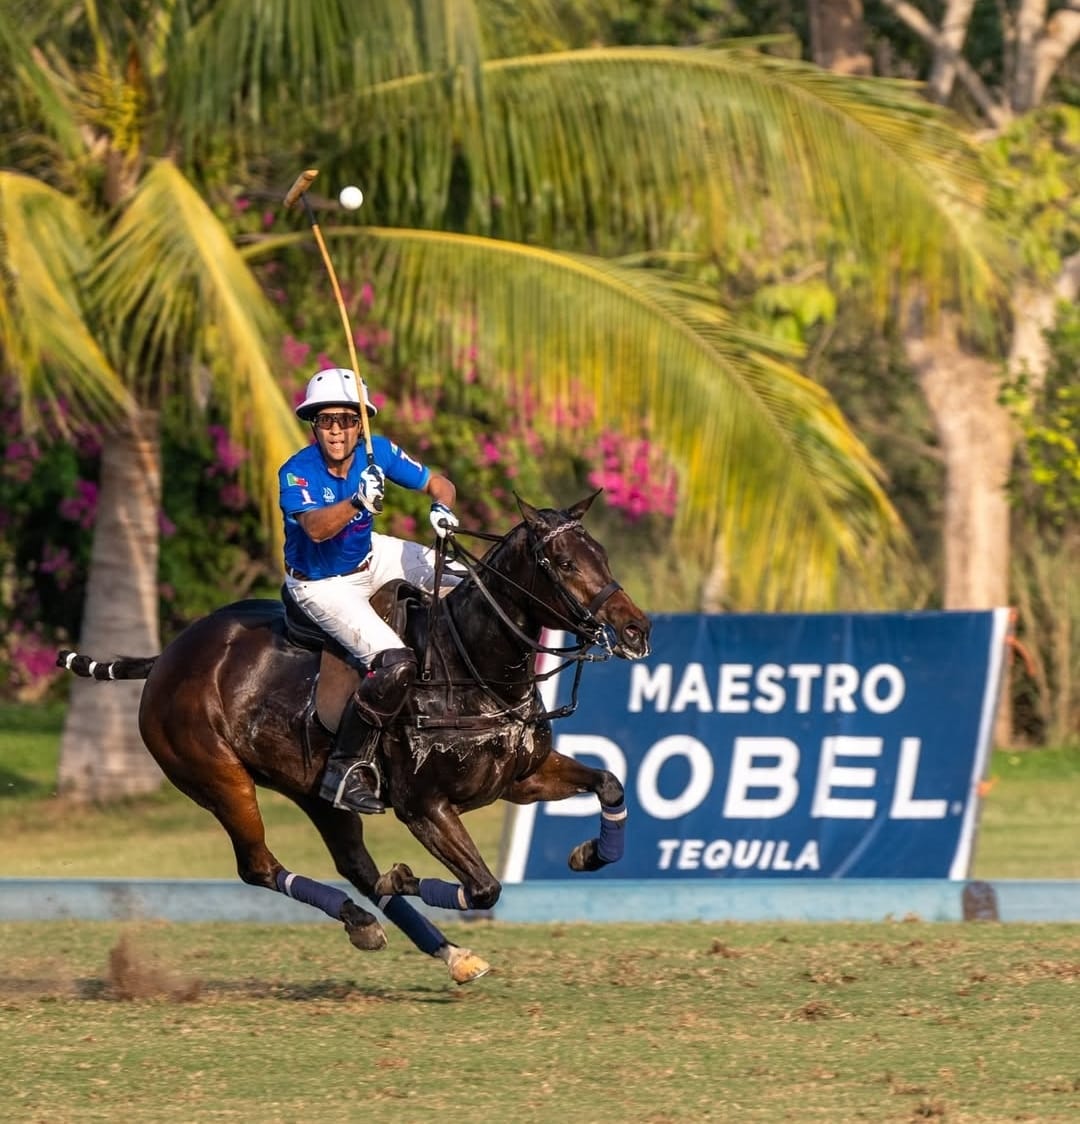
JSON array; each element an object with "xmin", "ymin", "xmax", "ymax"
[
  {"xmin": 1, "ymin": 0, "xmax": 1010, "ymax": 798},
  {"xmin": 0, "ymin": 2, "xmax": 303, "ymax": 797},
  {"xmin": 237, "ymin": 28, "xmax": 1012, "ymax": 606}
]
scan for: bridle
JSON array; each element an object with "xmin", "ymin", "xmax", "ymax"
[
  {"xmin": 440, "ymin": 519, "xmax": 622, "ymax": 654},
  {"xmin": 528, "ymin": 520, "xmax": 624, "ymax": 641},
  {"xmin": 415, "ymin": 517, "xmax": 624, "ymax": 725}
]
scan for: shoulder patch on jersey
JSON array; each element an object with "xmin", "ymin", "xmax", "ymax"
[
  {"xmin": 390, "ymin": 442, "xmax": 422, "ymax": 470},
  {"xmin": 287, "ymin": 472, "xmax": 308, "ymax": 487}
]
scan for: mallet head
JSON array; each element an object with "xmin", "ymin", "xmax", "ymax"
[{"xmin": 284, "ymin": 169, "xmax": 319, "ymax": 208}]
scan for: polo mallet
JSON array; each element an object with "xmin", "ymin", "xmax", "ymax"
[{"xmin": 283, "ymin": 168, "xmax": 381, "ymax": 507}]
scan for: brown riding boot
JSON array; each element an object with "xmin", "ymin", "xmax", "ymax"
[{"xmin": 318, "ymin": 649, "xmax": 417, "ymax": 815}]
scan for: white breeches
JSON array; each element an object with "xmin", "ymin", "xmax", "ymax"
[{"xmin": 284, "ymin": 532, "xmax": 460, "ymax": 663}]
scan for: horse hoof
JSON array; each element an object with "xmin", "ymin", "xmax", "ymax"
[
  {"xmin": 568, "ymin": 839, "xmax": 604, "ymax": 872},
  {"xmin": 341, "ymin": 901, "xmax": 388, "ymax": 951},
  {"xmin": 345, "ymin": 919, "xmax": 388, "ymax": 951},
  {"xmin": 446, "ymin": 946, "xmax": 491, "ymax": 985},
  {"xmin": 373, "ymin": 862, "xmax": 419, "ymax": 897}
]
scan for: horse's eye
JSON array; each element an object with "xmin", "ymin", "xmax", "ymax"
[{"xmin": 557, "ymin": 557, "xmax": 575, "ymax": 573}]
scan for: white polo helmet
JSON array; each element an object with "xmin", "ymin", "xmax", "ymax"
[{"xmin": 295, "ymin": 367, "xmax": 378, "ymax": 421}]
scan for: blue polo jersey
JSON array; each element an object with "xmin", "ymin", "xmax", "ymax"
[{"xmin": 279, "ymin": 435, "xmax": 430, "ymax": 578}]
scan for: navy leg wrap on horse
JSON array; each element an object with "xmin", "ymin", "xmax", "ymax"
[
  {"xmin": 376, "ymin": 895, "xmax": 446, "ymax": 956},
  {"xmin": 597, "ymin": 801, "xmax": 628, "ymax": 863},
  {"xmin": 418, "ymin": 878, "xmax": 469, "ymax": 911},
  {"xmin": 275, "ymin": 869, "xmax": 349, "ymax": 920}
]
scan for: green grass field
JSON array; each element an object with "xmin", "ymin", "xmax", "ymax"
[
  {"xmin": 2, "ymin": 918, "xmax": 1079, "ymax": 1122},
  {"xmin": 2, "ymin": 704, "xmax": 1080, "ymax": 1122}
]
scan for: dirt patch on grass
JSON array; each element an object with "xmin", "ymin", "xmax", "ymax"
[
  {"xmin": 105, "ymin": 932, "xmax": 202, "ymax": 1001},
  {"xmin": 0, "ymin": 966, "xmax": 79, "ymax": 1000}
]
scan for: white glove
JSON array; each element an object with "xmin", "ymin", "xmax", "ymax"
[
  {"xmin": 355, "ymin": 464, "xmax": 385, "ymax": 514},
  {"xmin": 430, "ymin": 502, "xmax": 459, "ymax": 538}
]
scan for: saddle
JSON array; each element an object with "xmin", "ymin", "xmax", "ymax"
[{"xmin": 280, "ymin": 580, "xmax": 429, "ymax": 733}]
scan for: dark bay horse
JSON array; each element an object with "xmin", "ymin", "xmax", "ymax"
[{"xmin": 58, "ymin": 493, "xmax": 651, "ymax": 984}]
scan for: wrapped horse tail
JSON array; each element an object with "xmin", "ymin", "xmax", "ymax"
[{"xmin": 56, "ymin": 649, "xmax": 157, "ymax": 681}]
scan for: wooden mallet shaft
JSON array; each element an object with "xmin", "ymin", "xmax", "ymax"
[{"xmin": 283, "ymin": 168, "xmax": 375, "ymax": 465}]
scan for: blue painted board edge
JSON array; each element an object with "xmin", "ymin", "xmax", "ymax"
[{"xmin": 0, "ymin": 878, "xmax": 1078, "ymax": 925}]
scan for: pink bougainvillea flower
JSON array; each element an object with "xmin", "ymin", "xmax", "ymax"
[
  {"xmin": 58, "ymin": 479, "xmax": 98, "ymax": 529},
  {"xmin": 39, "ymin": 544, "xmax": 76, "ymax": 588},
  {"xmin": 207, "ymin": 425, "xmax": 247, "ymax": 473},
  {"xmin": 478, "ymin": 437, "xmax": 501, "ymax": 467},
  {"xmin": 218, "ymin": 483, "xmax": 248, "ymax": 510},
  {"xmin": 281, "ymin": 334, "xmax": 311, "ymax": 369}
]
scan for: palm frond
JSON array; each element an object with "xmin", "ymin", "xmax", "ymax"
[
  {"xmin": 326, "ymin": 46, "xmax": 1012, "ymax": 334},
  {"xmin": 0, "ymin": 171, "xmax": 131, "ymax": 430},
  {"xmin": 89, "ymin": 158, "xmax": 303, "ymax": 541},
  {"xmin": 168, "ymin": 0, "xmax": 571, "ymax": 150},
  {"xmin": 0, "ymin": 8, "xmax": 86, "ymax": 167},
  {"xmin": 246, "ymin": 224, "xmax": 913, "ymax": 608}
]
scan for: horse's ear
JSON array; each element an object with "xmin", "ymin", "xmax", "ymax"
[
  {"xmin": 566, "ymin": 489, "xmax": 602, "ymax": 522},
  {"xmin": 514, "ymin": 493, "xmax": 545, "ymax": 529}
]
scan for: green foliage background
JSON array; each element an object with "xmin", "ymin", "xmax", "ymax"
[{"xmin": 0, "ymin": 2, "xmax": 1076, "ymax": 742}]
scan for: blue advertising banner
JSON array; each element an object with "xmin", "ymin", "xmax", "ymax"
[{"xmin": 502, "ymin": 610, "xmax": 1011, "ymax": 882}]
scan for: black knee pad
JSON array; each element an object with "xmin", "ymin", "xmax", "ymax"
[{"xmin": 372, "ymin": 647, "xmax": 417, "ymax": 686}]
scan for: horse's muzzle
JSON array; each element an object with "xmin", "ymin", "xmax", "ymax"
[
  {"xmin": 613, "ymin": 618, "xmax": 651, "ymax": 659},
  {"xmin": 604, "ymin": 595, "xmax": 651, "ymax": 660}
]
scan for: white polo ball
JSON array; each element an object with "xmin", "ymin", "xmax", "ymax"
[{"xmin": 339, "ymin": 185, "xmax": 364, "ymax": 210}]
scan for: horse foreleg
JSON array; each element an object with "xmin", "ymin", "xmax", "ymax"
[
  {"xmin": 507, "ymin": 750, "xmax": 628, "ymax": 873},
  {"xmin": 369, "ymin": 808, "xmax": 496, "ymax": 985},
  {"xmin": 387, "ymin": 800, "xmax": 503, "ymax": 911},
  {"xmin": 296, "ymin": 797, "xmax": 459, "ymax": 964}
]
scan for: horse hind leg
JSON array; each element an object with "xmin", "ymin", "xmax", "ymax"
[{"xmin": 166, "ymin": 755, "xmax": 386, "ymax": 950}]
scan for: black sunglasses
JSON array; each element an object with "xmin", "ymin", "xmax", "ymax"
[{"xmin": 314, "ymin": 412, "xmax": 361, "ymax": 431}]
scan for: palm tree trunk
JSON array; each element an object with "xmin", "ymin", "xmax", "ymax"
[
  {"xmin": 58, "ymin": 408, "xmax": 163, "ymax": 800},
  {"xmin": 904, "ymin": 317, "xmax": 1015, "ymax": 744},
  {"xmin": 916, "ymin": 354, "xmax": 1013, "ymax": 607},
  {"xmin": 807, "ymin": 0, "xmax": 872, "ymax": 74}
]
